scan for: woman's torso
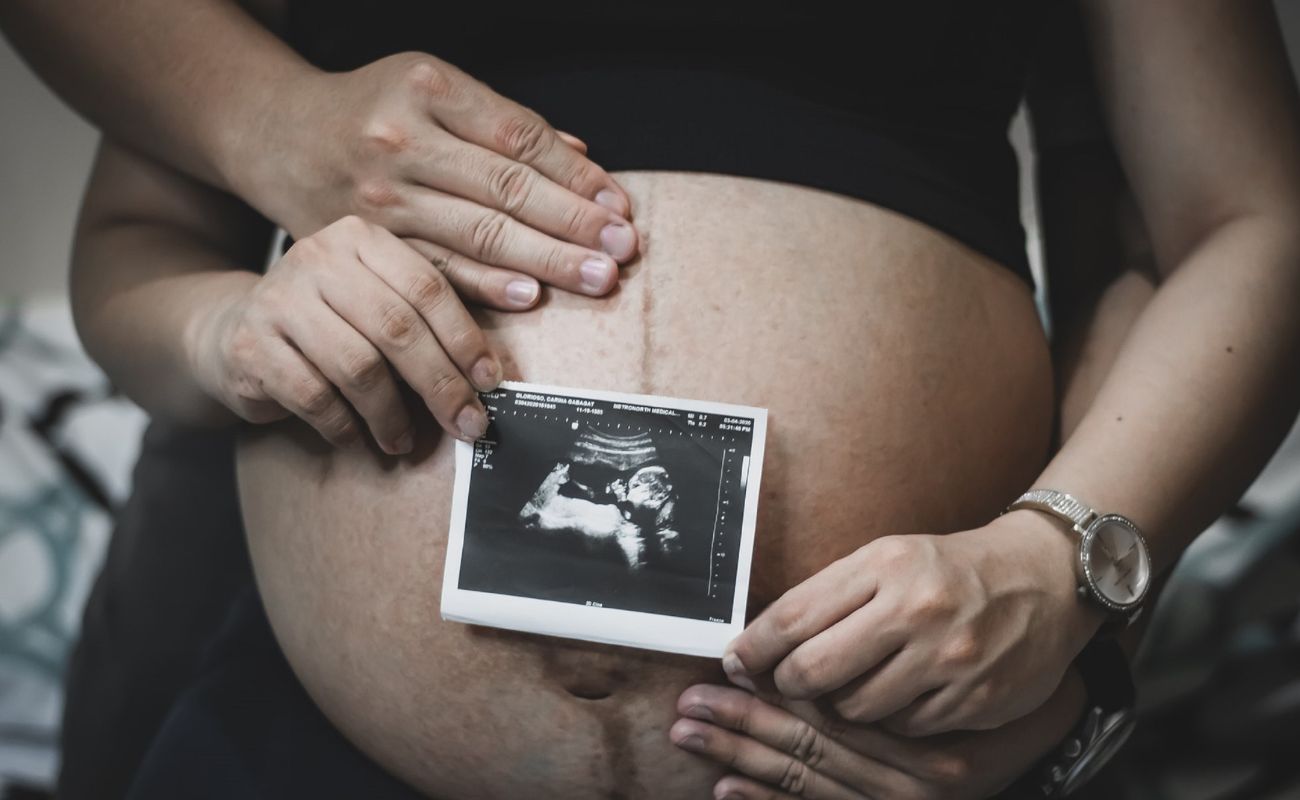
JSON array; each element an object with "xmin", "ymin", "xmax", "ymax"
[{"xmin": 237, "ymin": 171, "xmax": 1053, "ymax": 798}]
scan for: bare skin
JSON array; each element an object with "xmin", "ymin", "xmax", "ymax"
[{"xmin": 237, "ymin": 172, "xmax": 1055, "ymax": 799}]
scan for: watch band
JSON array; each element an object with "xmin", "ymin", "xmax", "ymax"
[
  {"xmin": 1009, "ymin": 489, "xmax": 1098, "ymax": 532},
  {"xmin": 1000, "ymin": 638, "xmax": 1137, "ymax": 799}
]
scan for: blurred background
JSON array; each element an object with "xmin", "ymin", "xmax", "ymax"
[{"xmin": 2, "ymin": 4, "xmax": 1300, "ymax": 799}]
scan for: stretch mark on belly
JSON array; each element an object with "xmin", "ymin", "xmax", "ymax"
[
  {"xmin": 633, "ymin": 179, "xmax": 655, "ymax": 394},
  {"xmin": 539, "ymin": 647, "xmax": 641, "ymax": 797},
  {"xmin": 594, "ymin": 708, "xmax": 638, "ymax": 800},
  {"xmin": 640, "ymin": 267, "xmax": 654, "ymax": 393}
]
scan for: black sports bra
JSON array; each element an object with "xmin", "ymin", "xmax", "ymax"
[{"xmin": 286, "ymin": 1, "xmax": 1050, "ymax": 285}]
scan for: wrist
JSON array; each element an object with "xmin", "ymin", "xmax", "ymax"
[
  {"xmin": 981, "ymin": 511, "xmax": 1106, "ymax": 650},
  {"xmin": 218, "ymin": 60, "xmax": 327, "ymax": 227},
  {"xmin": 182, "ymin": 272, "xmax": 258, "ymax": 407}
]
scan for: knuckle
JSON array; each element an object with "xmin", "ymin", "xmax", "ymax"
[
  {"xmin": 731, "ymin": 694, "xmax": 760, "ymax": 735},
  {"xmin": 340, "ymin": 347, "xmax": 386, "ymax": 391},
  {"xmin": 466, "ymin": 210, "xmax": 511, "ymax": 260},
  {"xmin": 284, "ymin": 234, "xmax": 327, "ymax": 265},
  {"xmin": 226, "ymin": 328, "xmax": 261, "ymax": 368},
  {"xmin": 323, "ymin": 418, "xmax": 358, "ymax": 444},
  {"xmin": 777, "ymin": 758, "xmax": 809, "ymax": 795},
  {"xmin": 295, "ymin": 379, "xmax": 336, "ymax": 418},
  {"xmin": 557, "ymin": 199, "xmax": 594, "ymax": 239},
  {"xmin": 940, "ymin": 633, "xmax": 981, "ymax": 669},
  {"xmin": 770, "ymin": 603, "xmax": 810, "ymax": 642},
  {"xmin": 424, "ymin": 249, "xmax": 453, "ymax": 275},
  {"xmin": 240, "ymin": 402, "xmax": 283, "ymax": 425},
  {"xmin": 440, "ymin": 326, "xmax": 483, "ymax": 359},
  {"xmin": 362, "ymin": 118, "xmax": 410, "ymax": 155},
  {"xmin": 869, "ymin": 535, "xmax": 912, "ymax": 566},
  {"xmin": 334, "ymin": 214, "xmax": 373, "ymax": 238},
  {"xmin": 909, "ymin": 583, "xmax": 953, "ymax": 621},
  {"xmin": 820, "ymin": 713, "xmax": 850, "ymax": 744},
  {"xmin": 551, "ymin": 153, "xmax": 600, "ymax": 193},
  {"xmin": 966, "ymin": 680, "xmax": 996, "ymax": 712},
  {"xmin": 486, "ymin": 160, "xmax": 538, "ymax": 215},
  {"xmin": 831, "ymin": 693, "xmax": 870, "ymax": 723},
  {"xmin": 229, "ymin": 374, "xmax": 264, "ymax": 407},
  {"xmin": 926, "ymin": 752, "xmax": 972, "ymax": 785},
  {"xmin": 405, "ymin": 57, "xmax": 455, "ymax": 101},
  {"xmin": 424, "ymin": 370, "xmax": 470, "ymax": 406},
  {"xmin": 784, "ymin": 721, "xmax": 825, "ymax": 767},
  {"xmin": 405, "ymin": 271, "xmax": 451, "ymax": 314},
  {"xmin": 493, "ymin": 113, "xmax": 551, "ymax": 163},
  {"xmin": 778, "ymin": 651, "xmax": 828, "ymax": 696},
  {"xmin": 535, "ymin": 244, "xmax": 573, "ymax": 283},
  {"xmin": 376, "ymin": 304, "xmax": 425, "ymax": 349},
  {"xmin": 356, "ymin": 179, "xmax": 402, "ymax": 210}
]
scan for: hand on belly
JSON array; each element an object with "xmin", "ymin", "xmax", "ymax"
[{"xmin": 720, "ymin": 515, "xmax": 1101, "ymax": 739}]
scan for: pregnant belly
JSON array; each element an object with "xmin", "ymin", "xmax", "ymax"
[{"xmin": 236, "ymin": 173, "xmax": 1053, "ymax": 799}]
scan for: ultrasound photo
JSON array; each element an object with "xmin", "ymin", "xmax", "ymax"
[{"xmin": 441, "ymin": 382, "xmax": 767, "ymax": 657}]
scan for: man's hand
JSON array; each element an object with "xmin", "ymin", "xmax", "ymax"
[
  {"xmin": 669, "ymin": 669, "xmax": 1087, "ymax": 800},
  {"xmin": 722, "ymin": 515, "xmax": 1103, "ymax": 736},
  {"xmin": 251, "ymin": 52, "xmax": 639, "ymax": 310}
]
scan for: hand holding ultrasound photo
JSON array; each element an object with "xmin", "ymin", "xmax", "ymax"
[{"xmin": 441, "ymin": 382, "xmax": 767, "ymax": 657}]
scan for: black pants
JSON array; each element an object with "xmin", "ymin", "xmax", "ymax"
[
  {"xmin": 126, "ymin": 588, "xmax": 420, "ymax": 800},
  {"xmin": 59, "ymin": 424, "xmax": 253, "ymax": 800},
  {"xmin": 59, "ymin": 421, "xmax": 420, "ymax": 799}
]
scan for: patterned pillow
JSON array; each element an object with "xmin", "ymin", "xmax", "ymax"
[{"xmin": 0, "ymin": 299, "xmax": 146, "ymax": 793}]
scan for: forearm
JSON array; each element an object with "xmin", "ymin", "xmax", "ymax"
[
  {"xmin": 71, "ymin": 140, "xmax": 273, "ymax": 425},
  {"xmin": 72, "ymin": 220, "xmax": 260, "ymax": 425},
  {"xmin": 0, "ymin": 0, "xmax": 309, "ymax": 204},
  {"xmin": 1037, "ymin": 217, "xmax": 1300, "ymax": 573}
]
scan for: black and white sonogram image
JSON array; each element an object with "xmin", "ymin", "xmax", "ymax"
[{"xmin": 455, "ymin": 384, "xmax": 762, "ymax": 623}]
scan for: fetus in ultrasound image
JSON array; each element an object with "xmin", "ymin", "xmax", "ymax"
[
  {"xmin": 518, "ymin": 428, "xmax": 685, "ymax": 572},
  {"xmin": 456, "ymin": 388, "xmax": 758, "ymax": 623}
]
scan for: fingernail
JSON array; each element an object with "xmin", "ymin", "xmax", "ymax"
[
  {"xmin": 675, "ymin": 734, "xmax": 705, "ymax": 753},
  {"xmin": 599, "ymin": 222, "xmax": 637, "ymax": 261},
  {"xmin": 580, "ymin": 258, "xmax": 615, "ymax": 293},
  {"xmin": 456, "ymin": 405, "xmax": 488, "ymax": 440},
  {"xmin": 505, "ymin": 279, "xmax": 539, "ymax": 307},
  {"xmin": 595, "ymin": 189, "xmax": 626, "ymax": 215},
  {"xmin": 394, "ymin": 430, "xmax": 414, "ymax": 454},
  {"xmin": 471, "ymin": 357, "xmax": 502, "ymax": 391},
  {"xmin": 722, "ymin": 653, "xmax": 756, "ymax": 692},
  {"xmin": 684, "ymin": 704, "xmax": 714, "ymax": 722}
]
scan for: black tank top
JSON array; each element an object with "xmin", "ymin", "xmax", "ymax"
[{"xmin": 285, "ymin": 1, "xmax": 1049, "ymax": 284}]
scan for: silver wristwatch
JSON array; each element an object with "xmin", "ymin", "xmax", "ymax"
[{"xmin": 1007, "ymin": 489, "xmax": 1152, "ymax": 621}]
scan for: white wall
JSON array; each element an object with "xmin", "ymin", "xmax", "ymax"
[{"xmin": 0, "ymin": 39, "xmax": 97, "ymax": 300}]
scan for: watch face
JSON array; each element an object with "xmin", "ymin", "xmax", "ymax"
[{"xmin": 1081, "ymin": 515, "xmax": 1150, "ymax": 610}]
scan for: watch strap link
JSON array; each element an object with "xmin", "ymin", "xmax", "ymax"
[{"xmin": 1009, "ymin": 489, "xmax": 1098, "ymax": 531}]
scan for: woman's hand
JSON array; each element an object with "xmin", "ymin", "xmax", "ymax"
[
  {"xmin": 248, "ymin": 52, "xmax": 639, "ymax": 311},
  {"xmin": 189, "ymin": 215, "xmax": 499, "ymax": 454},
  {"xmin": 668, "ymin": 669, "xmax": 1086, "ymax": 800},
  {"xmin": 722, "ymin": 514, "xmax": 1104, "ymax": 736}
]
